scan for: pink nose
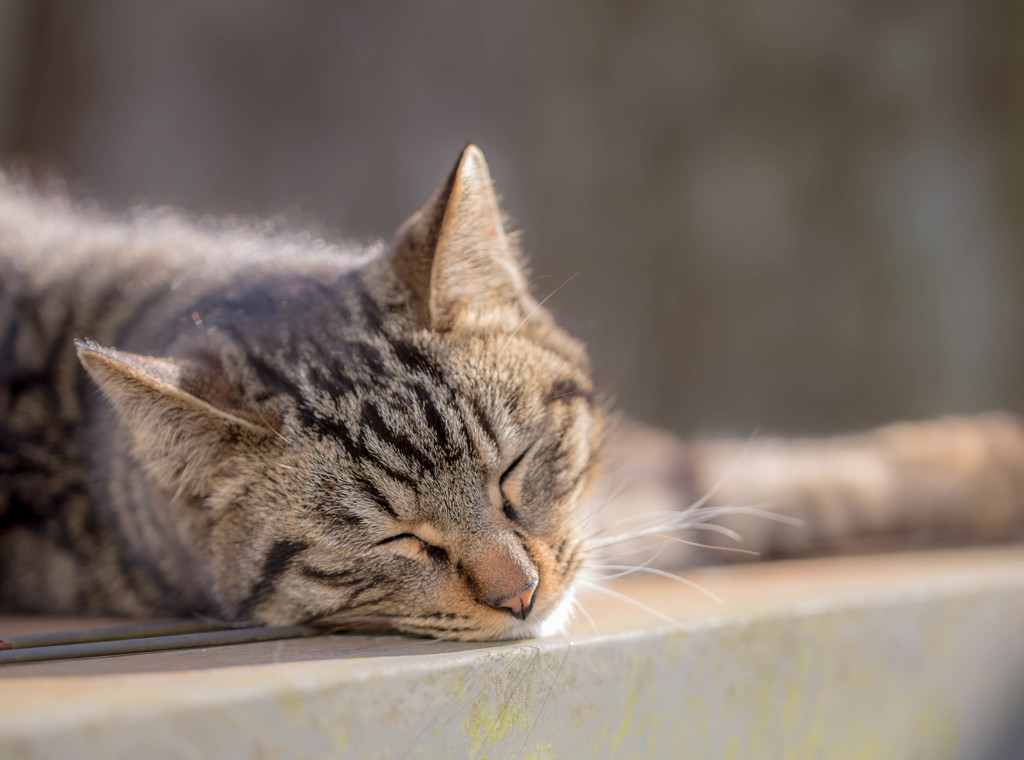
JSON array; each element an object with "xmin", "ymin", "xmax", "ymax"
[{"xmin": 496, "ymin": 580, "xmax": 538, "ymax": 620}]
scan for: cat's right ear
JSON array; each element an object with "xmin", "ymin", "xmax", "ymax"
[
  {"xmin": 75, "ymin": 339, "xmax": 274, "ymax": 497},
  {"xmin": 389, "ymin": 145, "xmax": 532, "ymax": 331}
]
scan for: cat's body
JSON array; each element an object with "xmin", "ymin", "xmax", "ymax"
[
  {"xmin": 1, "ymin": 148, "xmax": 601, "ymax": 640},
  {"xmin": 0, "ymin": 184, "xmax": 374, "ymax": 620},
  {"xmin": 2, "ymin": 146, "xmax": 1023, "ymax": 641}
]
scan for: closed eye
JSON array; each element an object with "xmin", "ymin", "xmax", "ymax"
[
  {"xmin": 376, "ymin": 533, "xmax": 448, "ymax": 564},
  {"xmin": 376, "ymin": 533, "xmax": 420, "ymax": 547},
  {"xmin": 499, "ymin": 447, "xmax": 531, "ymax": 524}
]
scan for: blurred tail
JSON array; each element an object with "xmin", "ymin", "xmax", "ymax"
[{"xmin": 593, "ymin": 413, "xmax": 1024, "ymax": 567}]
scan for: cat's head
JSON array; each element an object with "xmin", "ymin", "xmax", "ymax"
[{"xmin": 77, "ymin": 146, "xmax": 604, "ymax": 640}]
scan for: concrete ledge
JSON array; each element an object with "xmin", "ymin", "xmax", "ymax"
[{"xmin": 2, "ymin": 547, "xmax": 1024, "ymax": 759}]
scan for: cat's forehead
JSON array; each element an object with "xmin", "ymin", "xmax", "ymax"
[{"xmin": 281, "ymin": 328, "xmax": 597, "ymax": 494}]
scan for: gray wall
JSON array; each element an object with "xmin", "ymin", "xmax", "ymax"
[{"xmin": 2, "ymin": 0, "xmax": 1022, "ymax": 436}]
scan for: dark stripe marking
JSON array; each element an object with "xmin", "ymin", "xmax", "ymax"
[
  {"xmin": 361, "ymin": 402, "xmax": 435, "ymax": 476},
  {"xmin": 357, "ymin": 476, "xmax": 398, "ymax": 518},
  {"xmin": 544, "ymin": 378, "xmax": 591, "ymax": 405},
  {"xmin": 414, "ymin": 384, "xmax": 453, "ymax": 456},
  {"xmin": 237, "ymin": 539, "xmax": 309, "ymax": 616},
  {"xmin": 392, "ymin": 339, "xmax": 445, "ymax": 382},
  {"xmin": 357, "ymin": 286, "xmax": 384, "ymax": 334},
  {"xmin": 299, "ymin": 565, "xmax": 361, "ymax": 586},
  {"xmin": 468, "ymin": 398, "xmax": 499, "ymax": 448}
]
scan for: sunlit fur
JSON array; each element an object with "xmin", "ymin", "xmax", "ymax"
[{"xmin": 0, "ymin": 147, "xmax": 604, "ymax": 640}]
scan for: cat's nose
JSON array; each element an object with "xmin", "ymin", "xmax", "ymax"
[
  {"xmin": 463, "ymin": 532, "xmax": 539, "ymax": 618},
  {"xmin": 496, "ymin": 580, "xmax": 538, "ymax": 620}
]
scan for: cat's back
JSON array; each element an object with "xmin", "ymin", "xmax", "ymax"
[
  {"xmin": 0, "ymin": 175, "xmax": 210, "ymax": 427},
  {"xmin": 0, "ymin": 173, "xmax": 367, "ymax": 537},
  {"xmin": 0, "ymin": 175, "xmax": 150, "ymax": 551},
  {"xmin": 0, "ymin": 172, "xmax": 368, "ymax": 367}
]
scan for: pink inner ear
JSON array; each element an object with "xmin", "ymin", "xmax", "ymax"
[
  {"xmin": 383, "ymin": 144, "xmax": 532, "ymax": 331},
  {"xmin": 77, "ymin": 338, "xmax": 271, "ymax": 443},
  {"xmin": 425, "ymin": 150, "xmax": 526, "ymax": 328}
]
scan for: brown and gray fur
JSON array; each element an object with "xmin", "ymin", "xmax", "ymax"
[{"xmin": 1, "ymin": 146, "xmax": 1022, "ymax": 641}]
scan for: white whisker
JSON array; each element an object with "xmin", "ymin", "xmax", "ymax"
[
  {"xmin": 587, "ymin": 501, "xmax": 773, "ymax": 543},
  {"xmin": 648, "ymin": 534, "xmax": 760, "ymax": 556},
  {"xmin": 255, "ymin": 409, "xmax": 291, "ymax": 444},
  {"xmin": 685, "ymin": 428, "xmax": 761, "ymax": 512},
  {"xmin": 586, "ymin": 502, "xmax": 803, "ymax": 550},
  {"xmin": 578, "ymin": 580, "xmax": 684, "ymax": 629},
  {"xmin": 586, "ymin": 521, "xmax": 744, "ymax": 549},
  {"xmin": 593, "ymin": 508, "xmax": 699, "ymax": 531},
  {"xmin": 588, "ymin": 541, "xmax": 670, "ymax": 576},
  {"xmin": 499, "ymin": 273, "xmax": 578, "ymax": 358},
  {"xmin": 590, "ymin": 564, "xmax": 722, "ymax": 604},
  {"xmin": 588, "ymin": 537, "xmax": 673, "ymax": 560},
  {"xmin": 577, "ymin": 471, "xmax": 644, "ymax": 533},
  {"xmin": 682, "ymin": 504, "xmax": 804, "ymax": 527},
  {"xmin": 569, "ymin": 597, "xmax": 599, "ymax": 634}
]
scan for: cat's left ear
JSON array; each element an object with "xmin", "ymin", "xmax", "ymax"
[
  {"xmin": 390, "ymin": 144, "xmax": 532, "ymax": 331},
  {"xmin": 76, "ymin": 339, "xmax": 274, "ymax": 497}
]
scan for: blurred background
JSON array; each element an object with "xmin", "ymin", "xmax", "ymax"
[{"xmin": 0, "ymin": 0, "xmax": 1022, "ymax": 438}]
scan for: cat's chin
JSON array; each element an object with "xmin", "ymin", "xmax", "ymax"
[
  {"xmin": 476, "ymin": 593, "xmax": 577, "ymax": 641},
  {"xmin": 440, "ymin": 593, "xmax": 578, "ymax": 641},
  {"xmin": 312, "ymin": 614, "xmax": 549, "ymax": 642},
  {"xmin": 317, "ymin": 595, "xmax": 577, "ymax": 642},
  {"xmin": 535, "ymin": 592, "xmax": 576, "ymax": 638}
]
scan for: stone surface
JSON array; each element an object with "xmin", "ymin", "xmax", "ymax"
[{"xmin": 2, "ymin": 547, "xmax": 1023, "ymax": 758}]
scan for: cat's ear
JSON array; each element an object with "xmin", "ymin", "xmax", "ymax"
[
  {"xmin": 75, "ymin": 339, "xmax": 274, "ymax": 497},
  {"xmin": 391, "ymin": 144, "xmax": 530, "ymax": 330}
]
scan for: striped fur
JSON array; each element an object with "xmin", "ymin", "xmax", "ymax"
[
  {"xmin": 1, "ymin": 147, "xmax": 601, "ymax": 640},
  {"xmin": 2, "ymin": 146, "xmax": 1023, "ymax": 641}
]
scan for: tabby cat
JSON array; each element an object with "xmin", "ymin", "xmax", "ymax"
[{"xmin": 2, "ymin": 146, "xmax": 1023, "ymax": 641}]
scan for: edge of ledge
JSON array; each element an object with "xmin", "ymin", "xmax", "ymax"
[{"xmin": 2, "ymin": 546, "xmax": 1024, "ymax": 759}]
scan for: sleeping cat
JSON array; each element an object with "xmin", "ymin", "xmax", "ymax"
[{"xmin": 2, "ymin": 145, "xmax": 1023, "ymax": 641}]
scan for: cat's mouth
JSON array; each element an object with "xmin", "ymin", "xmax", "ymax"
[{"xmin": 314, "ymin": 592, "xmax": 573, "ymax": 642}]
